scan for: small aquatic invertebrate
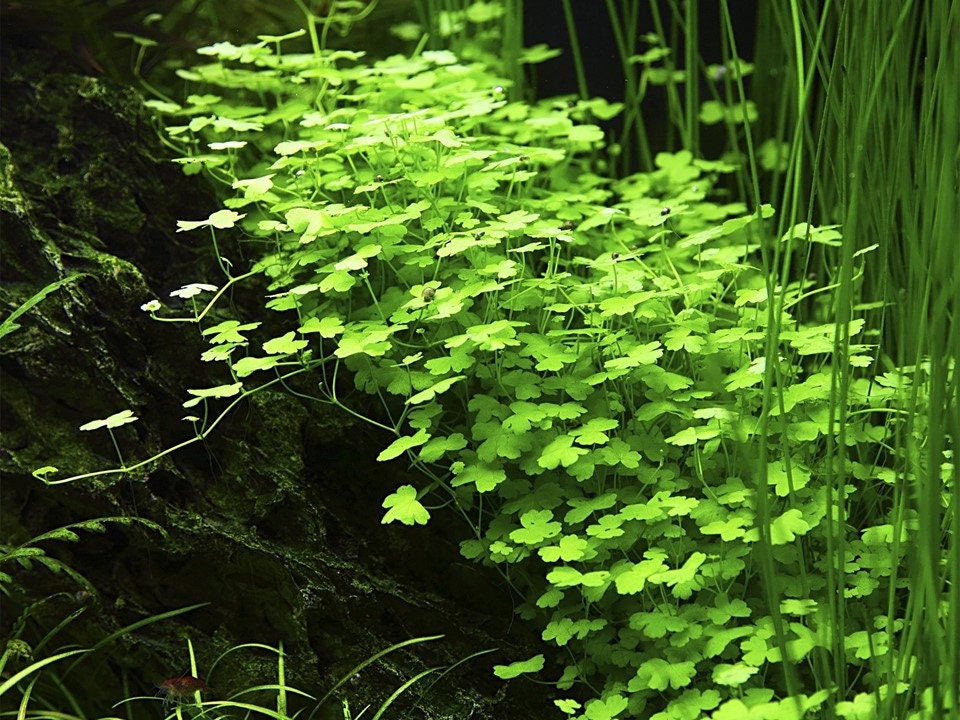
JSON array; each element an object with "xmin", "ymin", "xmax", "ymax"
[{"xmin": 157, "ymin": 675, "xmax": 208, "ymax": 705}]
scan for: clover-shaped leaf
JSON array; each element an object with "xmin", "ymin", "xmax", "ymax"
[
  {"xmin": 600, "ymin": 438, "xmax": 642, "ymax": 469},
  {"xmin": 614, "ymin": 556, "xmax": 669, "ymax": 595},
  {"xmin": 79, "ymin": 410, "xmax": 138, "ymax": 432},
  {"xmin": 543, "ymin": 617, "xmax": 577, "ymax": 646},
  {"xmin": 176, "ymin": 209, "xmax": 245, "ymax": 232},
  {"xmin": 564, "ymin": 493, "xmax": 618, "ymax": 524},
  {"xmin": 381, "ymin": 485, "xmax": 430, "ymax": 526},
  {"xmin": 546, "ymin": 566, "xmax": 609, "ymax": 588},
  {"xmin": 182, "ymin": 382, "xmax": 243, "ymax": 408},
  {"xmin": 767, "ymin": 459, "xmax": 812, "ymax": 497},
  {"xmin": 700, "ymin": 515, "xmax": 751, "ymax": 541},
  {"xmin": 781, "ymin": 222, "xmax": 843, "ymax": 247},
  {"xmin": 170, "ymin": 283, "xmax": 218, "ymax": 299},
  {"xmin": 418, "ymin": 433, "xmax": 468, "ymax": 463},
  {"xmin": 406, "ymin": 375, "xmax": 466, "ymax": 405},
  {"xmin": 724, "ymin": 356, "xmax": 766, "ymax": 390},
  {"xmin": 334, "ymin": 324, "xmax": 399, "ymax": 359},
  {"xmin": 232, "ymin": 355, "xmax": 281, "ymax": 378},
  {"xmin": 539, "ymin": 534, "xmax": 590, "ymax": 562},
  {"xmin": 503, "ymin": 400, "xmax": 549, "ymax": 433},
  {"xmin": 630, "ymin": 608, "xmax": 686, "ymax": 639},
  {"xmin": 740, "ymin": 632, "xmax": 771, "ymax": 666},
  {"xmin": 262, "ymin": 331, "xmax": 308, "ymax": 355},
  {"xmin": 630, "ymin": 658, "xmax": 697, "ymax": 692},
  {"xmin": 571, "ymin": 417, "xmax": 618, "ymax": 446},
  {"xmin": 538, "ymin": 434, "xmax": 589, "ymax": 469},
  {"xmin": 706, "ymin": 597, "xmax": 752, "ymax": 624},
  {"xmin": 510, "ymin": 510, "xmax": 562, "ymax": 545},
  {"xmin": 460, "ymin": 0, "xmax": 503, "ymax": 22},
  {"xmin": 665, "ymin": 424, "xmax": 720, "ymax": 446},
  {"xmin": 704, "ymin": 627, "xmax": 755, "ymax": 658},
  {"xmin": 335, "ymin": 244, "xmax": 382, "ymax": 271},
  {"xmin": 319, "ymin": 270, "xmax": 358, "ymax": 293},
  {"xmin": 32, "ymin": 465, "xmax": 59, "ymax": 480},
  {"xmin": 649, "ymin": 551, "xmax": 707, "ymax": 593},
  {"xmin": 233, "ymin": 173, "xmax": 275, "ymax": 197},
  {"xmin": 554, "ymin": 698, "xmax": 581, "ymax": 715},
  {"xmin": 709, "ymin": 700, "xmax": 756, "ymax": 720},
  {"xmin": 203, "ymin": 320, "xmax": 261, "ymax": 344},
  {"xmin": 769, "ymin": 508, "xmax": 811, "ymax": 544},
  {"xmin": 477, "ymin": 431, "xmax": 534, "ymax": 462},
  {"xmin": 711, "ymin": 663, "xmax": 758, "ymax": 687},
  {"xmin": 518, "ymin": 43, "xmax": 562, "ymax": 64},
  {"xmin": 451, "ymin": 463, "xmax": 507, "ymax": 492},
  {"xmin": 584, "ymin": 694, "xmax": 628, "ymax": 720},
  {"xmin": 585, "ymin": 514, "xmax": 625, "ymax": 539},
  {"xmin": 604, "ymin": 340, "xmax": 663, "ymax": 370},
  {"xmin": 300, "ymin": 315, "xmax": 344, "ymax": 338}
]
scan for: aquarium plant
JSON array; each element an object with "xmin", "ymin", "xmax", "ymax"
[{"xmin": 16, "ymin": 0, "xmax": 956, "ymax": 718}]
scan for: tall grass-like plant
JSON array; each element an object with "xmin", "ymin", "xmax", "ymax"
[{"xmin": 746, "ymin": 2, "xmax": 959, "ymax": 718}]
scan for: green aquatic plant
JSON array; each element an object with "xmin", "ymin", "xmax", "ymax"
[
  {"xmin": 27, "ymin": 1, "xmax": 955, "ymax": 718},
  {"xmin": 746, "ymin": 2, "xmax": 960, "ymax": 717},
  {"xmin": 132, "ymin": 32, "xmax": 890, "ymax": 720}
]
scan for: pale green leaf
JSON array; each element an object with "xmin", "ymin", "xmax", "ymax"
[
  {"xmin": 377, "ymin": 429, "xmax": 431, "ymax": 461},
  {"xmin": 176, "ymin": 209, "xmax": 245, "ymax": 232},
  {"xmin": 79, "ymin": 409, "xmax": 138, "ymax": 432},
  {"xmin": 769, "ymin": 508, "xmax": 811, "ymax": 545},
  {"xmin": 451, "ymin": 463, "xmax": 507, "ymax": 492},
  {"xmin": 262, "ymin": 331, "xmax": 308, "ymax": 355},
  {"xmin": 493, "ymin": 654, "xmax": 544, "ymax": 679},
  {"xmin": 381, "ymin": 485, "xmax": 430, "ymax": 525},
  {"xmin": 232, "ymin": 355, "xmax": 281, "ymax": 378},
  {"xmin": 406, "ymin": 375, "xmax": 466, "ymax": 405},
  {"xmin": 300, "ymin": 315, "xmax": 345, "ymax": 338}
]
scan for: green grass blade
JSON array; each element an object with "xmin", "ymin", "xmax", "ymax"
[
  {"xmin": 0, "ymin": 649, "xmax": 88, "ymax": 698},
  {"xmin": 0, "ymin": 274, "xmax": 89, "ymax": 341},
  {"xmin": 314, "ymin": 634, "xmax": 443, "ymax": 709},
  {"xmin": 62, "ymin": 603, "xmax": 208, "ymax": 677}
]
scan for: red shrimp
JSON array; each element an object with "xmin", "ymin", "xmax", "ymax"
[{"xmin": 157, "ymin": 675, "xmax": 209, "ymax": 705}]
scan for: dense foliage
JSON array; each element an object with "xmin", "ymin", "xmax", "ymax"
[
  {"xmin": 125, "ymin": 22, "xmax": 940, "ymax": 720},
  {"xmin": 4, "ymin": 1, "xmax": 956, "ymax": 719}
]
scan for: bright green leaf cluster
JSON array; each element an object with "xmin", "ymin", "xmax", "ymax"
[{"xmin": 155, "ymin": 27, "xmax": 920, "ymax": 720}]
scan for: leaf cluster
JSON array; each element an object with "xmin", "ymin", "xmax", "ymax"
[{"xmin": 147, "ymin": 25, "xmax": 940, "ymax": 720}]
